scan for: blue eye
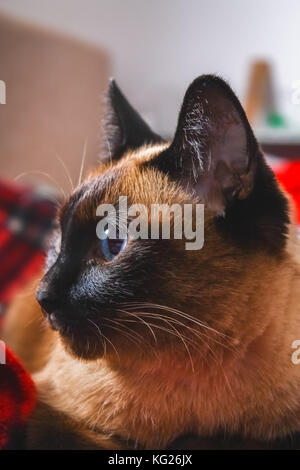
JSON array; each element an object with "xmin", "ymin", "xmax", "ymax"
[{"xmin": 100, "ymin": 226, "xmax": 127, "ymax": 261}]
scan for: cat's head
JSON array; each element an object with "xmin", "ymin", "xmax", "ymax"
[{"xmin": 36, "ymin": 75, "xmax": 289, "ymax": 366}]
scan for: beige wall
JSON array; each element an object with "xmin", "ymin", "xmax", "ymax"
[
  {"xmin": 0, "ymin": 14, "xmax": 109, "ymax": 193},
  {"xmin": 0, "ymin": 0, "xmax": 299, "ymax": 136}
]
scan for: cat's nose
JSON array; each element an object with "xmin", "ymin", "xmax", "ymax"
[{"xmin": 36, "ymin": 288, "xmax": 59, "ymax": 314}]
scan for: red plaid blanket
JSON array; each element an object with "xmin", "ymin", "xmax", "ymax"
[
  {"xmin": 0, "ymin": 161, "xmax": 300, "ymax": 450},
  {"xmin": 0, "ymin": 178, "xmax": 56, "ymax": 449},
  {"xmin": 0, "ymin": 179, "xmax": 56, "ymax": 315},
  {"xmin": 0, "ymin": 347, "xmax": 36, "ymax": 449}
]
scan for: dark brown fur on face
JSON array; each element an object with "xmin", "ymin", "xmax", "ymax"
[{"xmin": 4, "ymin": 75, "xmax": 300, "ymax": 449}]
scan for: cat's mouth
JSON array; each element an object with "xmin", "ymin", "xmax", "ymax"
[
  {"xmin": 46, "ymin": 311, "xmax": 83, "ymax": 332},
  {"xmin": 42, "ymin": 304, "xmax": 183, "ymax": 361},
  {"xmin": 43, "ymin": 308, "xmax": 123, "ymax": 360}
]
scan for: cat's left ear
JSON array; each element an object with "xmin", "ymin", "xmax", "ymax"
[
  {"xmin": 103, "ymin": 79, "xmax": 163, "ymax": 160},
  {"xmin": 152, "ymin": 75, "xmax": 258, "ymax": 214}
]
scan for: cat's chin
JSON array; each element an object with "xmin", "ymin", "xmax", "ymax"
[
  {"xmin": 61, "ymin": 334, "xmax": 106, "ymax": 361},
  {"xmin": 45, "ymin": 310, "xmax": 158, "ymax": 362},
  {"xmin": 45, "ymin": 312, "xmax": 108, "ymax": 360}
]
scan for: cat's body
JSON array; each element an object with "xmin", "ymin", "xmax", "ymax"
[{"xmin": 4, "ymin": 76, "xmax": 300, "ymax": 449}]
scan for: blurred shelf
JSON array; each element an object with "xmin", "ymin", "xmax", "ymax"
[
  {"xmin": 261, "ymin": 143, "xmax": 300, "ymax": 158},
  {"xmin": 255, "ymin": 125, "xmax": 300, "ymax": 158}
]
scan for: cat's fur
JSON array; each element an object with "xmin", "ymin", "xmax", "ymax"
[{"xmin": 4, "ymin": 75, "xmax": 300, "ymax": 449}]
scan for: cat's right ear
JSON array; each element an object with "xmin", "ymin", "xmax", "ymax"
[
  {"xmin": 151, "ymin": 75, "xmax": 259, "ymax": 214},
  {"xmin": 102, "ymin": 79, "xmax": 163, "ymax": 161},
  {"xmin": 149, "ymin": 75, "xmax": 289, "ymax": 250}
]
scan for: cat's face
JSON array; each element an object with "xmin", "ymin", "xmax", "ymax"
[{"xmin": 36, "ymin": 76, "xmax": 289, "ymax": 364}]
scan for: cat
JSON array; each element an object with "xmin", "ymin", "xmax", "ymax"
[{"xmin": 4, "ymin": 75, "xmax": 300, "ymax": 450}]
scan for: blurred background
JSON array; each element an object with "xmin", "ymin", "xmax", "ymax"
[
  {"xmin": 0, "ymin": 0, "xmax": 300, "ymax": 185},
  {"xmin": 0, "ymin": 0, "xmax": 300, "ymax": 312}
]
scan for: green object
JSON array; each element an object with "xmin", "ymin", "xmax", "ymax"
[{"xmin": 267, "ymin": 112, "xmax": 285, "ymax": 128}]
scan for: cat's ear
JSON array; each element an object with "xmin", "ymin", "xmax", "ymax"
[
  {"xmin": 103, "ymin": 79, "xmax": 163, "ymax": 160},
  {"xmin": 152, "ymin": 75, "xmax": 258, "ymax": 214}
]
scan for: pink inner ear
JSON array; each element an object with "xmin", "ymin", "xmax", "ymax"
[
  {"xmin": 151, "ymin": 75, "xmax": 258, "ymax": 213},
  {"xmin": 178, "ymin": 85, "xmax": 253, "ymax": 212},
  {"xmin": 212, "ymin": 116, "xmax": 249, "ymax": 173}
]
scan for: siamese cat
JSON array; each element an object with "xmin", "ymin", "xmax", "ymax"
[{"xmin": 4, "ymin": 75, "xmax": 300, "ymax": 449}]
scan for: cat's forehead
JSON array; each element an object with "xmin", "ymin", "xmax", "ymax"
[{"xmin": 60, "ymin": 143, "xmax": 185, "ymax": 225}]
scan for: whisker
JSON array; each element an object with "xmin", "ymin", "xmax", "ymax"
[
  {"xmin": 14, "ymin": 170, "xmax": 66, "ymax": 201},
  {"xmin": 117, "ymin": 309, "xmax": 158, "ymax": 344},
  {"xmin": 87, "ymin": 318, "xmax": 107, "ymax": 357},
  {"xmin": 138, "ymin": 311, "xmax": 238, "ymax": 357},
  {"xmin": 105, "ymin": 324, "xmax": 141, "ymax": 348},
  {"xmin": 139, "ymin": 311, "xmax": 237, "ymax": 356},
  {"xmin": 121, "ymin": 314, "xmax": 207, "ymax": 352},
  {"xmin": 150, "ymin": 315, "xmax": 196, "ymax": 373},
  {"xmin": 103, "ymin": 317, "xmax": 143, "ymax": 347},
  {"xmin": 135, "ymin": 312, "xmax": 211, "ymax": 352},
  {"xmin": 119, "ymin": 313, "xmax": 216, "ymax": 368},
  {"xmin": 122, "ymin": 301, "xmax": 239, "ymax": 361},
  {"xmin": 78, "ymin": 138, "xmax": 88, "ymax": 186},
  {"xmin": 124, "ymin": 302, "xmax": 232, "ymax": 340},
  {"xmin": 101, "ymin": 331, "xmax": 120, "ymax": 362},
  {"xmin": 104, "ymin": 320, "xmax": 160, "ymax": 360},
  {"xmin": 55, "ymin": 153, "xmax": 74, "ymax": 191},
  {"xmin": 137, "ymin": 319, "xmax": 196, "ymax": 373}
]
